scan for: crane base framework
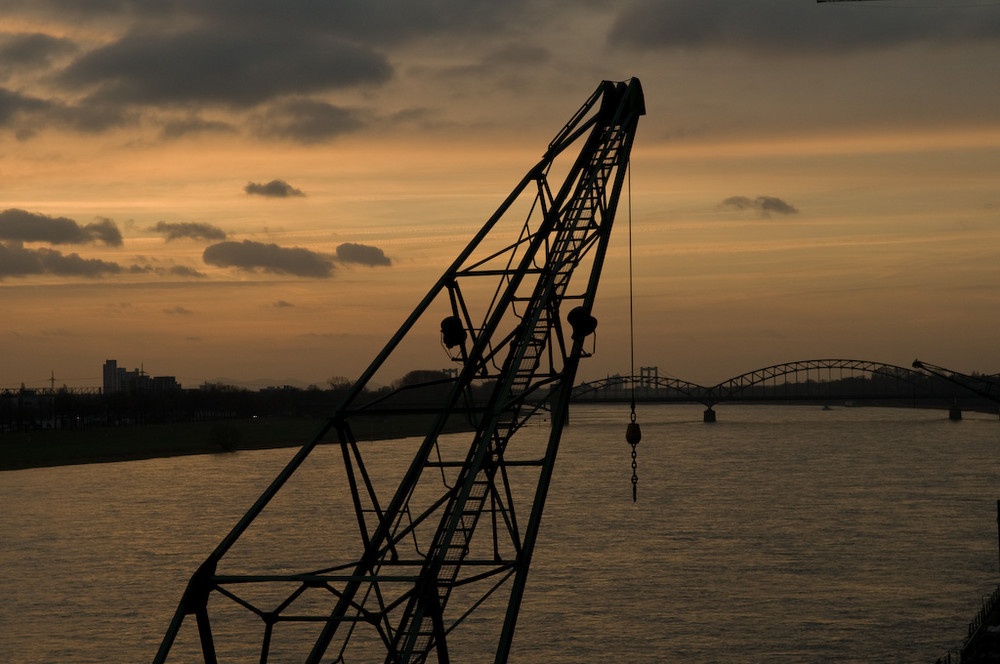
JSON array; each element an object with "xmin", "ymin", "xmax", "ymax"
[{"xmin": 154, "ymin": 77, "xmax": 645, "ymax": 664}]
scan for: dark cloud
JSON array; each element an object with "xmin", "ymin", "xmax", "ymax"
[
  {"xmin": 150, "ymin": 220, "xmax": 227, "ymax": 241},
  {"xmin": 488, "ymin": 43, "xmax": 553, "ymax": 67},
  {"xmin": 58, "ymin": 28, "xmax": 393, "ymax": 109},
  {"xmin": 0, "ymin": 88, "xmax": 52, "ymax": 126},
  {"xmin": 0, "ymin": 208, "xmax": 123, "ymax": 245},
  {"xmin": 2, "ymin": 1, "xmax": 527, "ymax": 47},
  {"xmin": 161, "ymin": 116, "xmax": 236, "ymax": 139},
  {"xmin": 335, "ymin": 242, "xmax": 391, "ymax": 267},
  {"xmin": 202, "ymin": 239, "xmax": 335, "ymax": 277},
  {"xmin": 1, "ymin": 1, "xmax": 549, "ymax": 140},
  {"xmin": 167, "ymin": 265, "xmax": 206, "ymax": 277},
  {"xmin": 0, "ymin": 243, "xmax": 122, "ymax": 278},
  {"xmin": 0, "ymin": 238, "xmax": 206, "ymax": 280},
  {"xmin": 273, "ymin": 300, "xmax": 294, "ymax": 308},
  {"xmin": 244, "ymin": 179, "xmax": 305, "ymax": 198},
  {"xmin": 164, "ymin": 306, "xmax": 194, "ymax": 315},
  {"xmin": 49, "ymin": 99, "xmax": 133, "ymax": 133},
  {"xmin": 132, "ymin": 263, "xmax": 207, "ymax": 277},
  {"xmin": 610, "ymin": 0, "xmax": 1000, "ymax": 54},
  {"xmin": 0, "ymin": 87, "xmax": 131, "ymax": 136},
  {"xmin": 0, "ymin": 32, "xmax": 77, "ymax": 69},
  {"xmin": 253, "ymin": 99, "xmax": 365, "ymax": 143},
  {"xmin": 722, "ymin": 196, "xmax": 799, "ymax": 217},
  {"xmin": 86, "ymin": 217, "xmax": 124, "ymax": 245},
  {"xmin": 437, "ymin": 42, "xmax": 553, "ymax": 79},
  {"xmin": 43, "ymin": 249, "xmax": 122, "ymax": 276}
]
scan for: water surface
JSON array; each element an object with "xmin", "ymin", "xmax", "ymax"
[{"xmin": 2, "ymin": 404, "xmax": 998, "ymax": 663}]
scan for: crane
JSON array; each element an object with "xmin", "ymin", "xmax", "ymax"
[
  {"xmin": 154, "ymin": 77, "xmax": 645, "ymax": 664},
  {"xmin": 912, "ymin": 359, "xmax": 1000, "ymax": 407}
]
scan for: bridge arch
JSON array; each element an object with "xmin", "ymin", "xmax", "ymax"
[
  {"xmin": 571, "ymin": 374, "xmax": 705, "ymax": 402},
  {"xmin": 572, "ymin": 359, "xmax": 959, "ymax": 420},
  {"xmin": 704, "ymin": 359, "xmax": 929, "ymax": 405}
]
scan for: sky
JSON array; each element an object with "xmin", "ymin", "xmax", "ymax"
[{"xmin": 2, "ymin": 0, "xmax": 1000, "ymax": 390}]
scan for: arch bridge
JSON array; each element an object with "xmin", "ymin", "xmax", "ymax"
[{"xmin": 572, "ymin": 359, "xmax": 970, "ymax": 421}]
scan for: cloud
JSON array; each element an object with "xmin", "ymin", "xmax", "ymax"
[
  {"xmin": 436, "ymin": 42, "xmax": 553, "ymax": 79},
  {"xmin": 150, "ymin": 220, "xmax": 227, "ymax": 241},
  {"xmin": 50, "ymin": 99, "xmax": 133, "ymax": 133},
  {"xmin": 3, "ymin": 1, "xmax": 527, "ymax": 48},
  {"xmin": 335, "ymin": 242, "xmax": 391, "ymax": 267},
  {"xmin": 273, "ymin": 300, "xmax": 294, "ymax": 308},
  {"xmin": 85, "ymin": 217, "xmax": 124, "ymax": 245},
  {"xmin": 0, "ymin": 32, "xmax": 77, "ymax": 70},
  {"xmin": 0, "ymin": 208, "xmax": 123, "ymax": 245},
  {"xmin": 244, "ymin": 179, "xmax": 305, "ymax": 198},
  {"xmin": 253, "ymin": 98, "xmax": 365, "ymax": 143},
  {"xmin": 161, "ymin": 116, "xmax": 236, "ymax": 139},
  {"xmin": 167, "ymin": 265, "xmax": 206, "ymax": 278},
  {"xmin": 0, "ymin": 88, "xmax": 52, "ymax": 126},
  {"xmin": 111, "ymin": 261, "xmax": 207, "ymax": 277},
  {"xmin": 0, "ymin": 1, "xmax": 547, "ymax": 140},
  {"xmin": 0, "ymin": 86, "xmax": 132, "ymax": 137},
  {"xmin": 0, "ymin": 242, "xmax": 122, "ymax": 278},
  {"xmin": 163, "ymin": 306, "xmax": 194, "ymax": 315},
  {"xmin": 57, "ymin": 28, "xmax": 393, "ymax": 109},
  {"xmin": 609, "ymin": 0, "xmax": 1000, "ymax": 54},
  {"xmin": 202, "ymin": 239, "xmax": 335, "ymax": 277},
  {"xmin": 721, "ymin": 196, "xmax": 799, "ymax": 217}
]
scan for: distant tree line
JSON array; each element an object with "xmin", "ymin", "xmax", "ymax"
[
  {"xmin": 0, "ymin": 370, "xmax": 481, "ymax": 434},
  {"xmin": 8, "ymin": 365, "xmax": 992, "ymax": 434}
]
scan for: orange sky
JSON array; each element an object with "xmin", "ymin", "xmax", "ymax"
[{"xmin": 2, "ymin": 1, "xmax": 1000, "ymax": 389}]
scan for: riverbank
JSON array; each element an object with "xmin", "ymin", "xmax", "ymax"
[{"xmin": 0, "ymin": 414, "xmax": 462, "ymax": 471}]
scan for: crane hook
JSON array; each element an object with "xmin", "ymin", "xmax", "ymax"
[{"xmin": 626, "ymin": 400, "xmax": 641, "ymax": 501}]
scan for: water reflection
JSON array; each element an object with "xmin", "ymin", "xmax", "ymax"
[{"xmin": 1, "ymin": 404, "xmax": 998, "ymax": 663}]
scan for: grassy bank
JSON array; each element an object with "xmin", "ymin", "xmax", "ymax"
[{"xmin": 0, "ymin": 414, "xmax": 467, "ymax": 471}]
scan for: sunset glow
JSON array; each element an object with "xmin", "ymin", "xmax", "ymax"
[{"xmin": 3, "ymin": 0, "xmax": 999, "ymax": 389}]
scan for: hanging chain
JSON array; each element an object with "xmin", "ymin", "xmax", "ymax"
[
  {"xmin": 630, "ymin": 441, "xmax": 638, "ymax": 502},
  {"xmin": 629, "ymin": 401, "xmax": 638, "ymax": 502}
]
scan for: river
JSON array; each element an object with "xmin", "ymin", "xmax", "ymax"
[{"xmin": 2, "ymin": 403, "xmax": 999, "ymax": 663}]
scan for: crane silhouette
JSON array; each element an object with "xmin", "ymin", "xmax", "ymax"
[{"xmin": 155, "ymin": 77, "xmax": 645, "ymax": 664}]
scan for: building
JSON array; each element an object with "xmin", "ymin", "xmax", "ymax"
[{"xmin": 102, "ymin": 360, "xmax": 180, "ymax": 394}]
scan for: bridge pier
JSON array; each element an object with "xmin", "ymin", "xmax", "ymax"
[
  {"xmin": 949, "ymin": 404, "xmax": 962, "ymax": 421},
  {"xmin": 703, "ymin": 407, "xmax": 716, "ymax": 423}
]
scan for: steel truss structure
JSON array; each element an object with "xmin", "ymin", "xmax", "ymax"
[
  {"xmin": 707, "ymin": 359, "xmax": 926, "ymax": 403},
  {"xmin": 913, "ymin": 359, "xmax": 1000, "ymax": 405},
  {"xmin": 573, "ymin": 359, "xmax": 930, "ymax": 405},
  {"xmin": 155, "ymin": 78, "xmax": 644, "ymax": 664}
]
